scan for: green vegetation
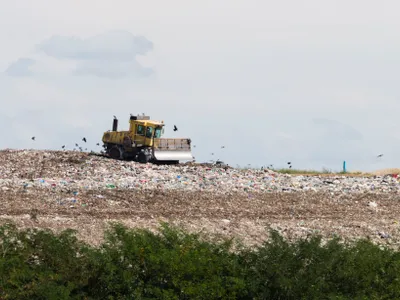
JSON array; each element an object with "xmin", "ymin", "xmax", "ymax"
[
  {"xmin": 271, "ymin": 168, "xmax": 365, "ymax": 176},
  {"xmin": 0, "ymin": 222, "xmax": 400, "ymax": 299},
  {"xmin": 236, "ymin": 165, "xmax": 366, "ymax": 175},
  {"xmin": 272, "ymin": 168, "xmax": 331, "ymax": 175}
]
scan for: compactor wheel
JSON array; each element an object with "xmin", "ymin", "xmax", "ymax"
[
  {"xmin": 109, "ymin": 146, "xmax": 122, "ymax": 160},
  {"xmin": 138, "ymin": 152, "xmax": 150, "ymax": 163}
]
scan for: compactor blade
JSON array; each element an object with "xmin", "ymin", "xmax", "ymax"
[
  {"xmin": 153, "ymin": 150, "xmax": 193, "ymax": 162},
  {"xmin": 152, "ymin": 138, "xmax": 193, "ymax": 163}
]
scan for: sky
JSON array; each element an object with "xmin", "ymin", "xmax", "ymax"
[{"xmin": 1, "ymin": 0, "xmax": 400, "ymax": 171}]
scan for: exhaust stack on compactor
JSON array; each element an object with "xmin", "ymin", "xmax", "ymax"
[{"xmin": 112, "ymin": 118, "xmax": 118, "ymax": 131}]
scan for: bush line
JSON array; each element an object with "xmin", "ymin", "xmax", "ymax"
[{"xmin": 0, "ymin": 222, "xmax": 399, "ymax": 299}]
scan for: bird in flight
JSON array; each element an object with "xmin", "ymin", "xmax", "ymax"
[
  {"xmin": 82, "ymin": 137, "xmax": 87, "ymax": 143},
  {"xmin": 62, "ymin": 145, "xmax": 65, "ymax": 149},
  {"xmin": 173, "ymin": 125, "xmax": 178, "ymax": 132},
  {"xmin": 377, "ymin": 154, "xmax": 383, "ymax": 158},
  {"xmin": 31, "ymin": 136, "xmax": 35, "ymax": 141}
]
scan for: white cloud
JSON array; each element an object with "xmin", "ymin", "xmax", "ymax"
[
  {"xmin": 5, "ymin": 58, "xmax": 35, "ymax": 76},
  {"xmin": 73, "ymin": 59, "xmax": 153, "ymax": 79},
  {"xmin": 4, "ymin": 30, "xmax": 154, "ymax": 79},
  {"xmin": 38, "ymin": 30, "xmax": 153, "ymax": 61}
]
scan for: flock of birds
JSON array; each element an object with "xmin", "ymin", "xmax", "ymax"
[
  {"xmin": 31, "ymin": 136, "xmax": 100, "ymax": 152},
  {"xmin": 30, "ymin": 117, "xmax": 386, "ymax": 169},
  {"xmin": 30, "ymin": 123, "xmax": 227, "ymax": 164},
  {"xmin": 31, "ymin": 135, "xmax": 228, "ymax": 166},
  {"xmin": 30, "ymin": 122, "xmax": 182, "ymax": 152}
]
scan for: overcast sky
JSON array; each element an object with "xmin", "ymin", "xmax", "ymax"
[{"xmin": 1, "ymin": 0, "xmax": 400, "ymax": 171}]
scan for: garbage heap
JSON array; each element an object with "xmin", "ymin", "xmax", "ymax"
[{"xmin": 0, "ymin": 149, "xmax": 399, "ymax": 195}]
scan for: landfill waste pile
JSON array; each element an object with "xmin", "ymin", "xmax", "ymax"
[
  {"xmin": 1, "ymin": 149, "xmax": 400, "ymax": 194},
  {"xmin": 1, "ymin": 149, "xmax": 400, "ymax": 247}
]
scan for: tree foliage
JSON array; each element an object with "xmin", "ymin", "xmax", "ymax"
[{"xmin": 0, "ymin": 222, "xmax": 399, "ymax": 299}]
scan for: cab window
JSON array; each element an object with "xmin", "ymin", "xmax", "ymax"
[
  {"xmin": 137, "ymin": 125, "xmax": 144, "ymax": 135},
  {"xmin": 145, "ymin": 126, "xmax": 153, "ymax": 138},
  {"xmin": 154, "ymin": 128, "xmax": 162, "ymax": 138}
]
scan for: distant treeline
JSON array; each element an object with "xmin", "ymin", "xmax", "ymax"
[{"xmin": 0, "ymin": 222, "xmax": 399, "ymax": 299}]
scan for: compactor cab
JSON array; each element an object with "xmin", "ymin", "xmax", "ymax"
[{"xmin": 102, "ymin": 114, "xmax": 193, "ymax": 164}]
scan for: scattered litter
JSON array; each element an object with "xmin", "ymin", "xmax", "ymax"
[
  {"xmin": 0, "ymin": 149, "xmax": 400, "ymax": 196},
  {"xmin": 368, "ymin": 201, "xmax": 378, "ymax": 208},
  {"xmin": 378, "ymin": 231, "xmax": 390, "ymax": 239}
]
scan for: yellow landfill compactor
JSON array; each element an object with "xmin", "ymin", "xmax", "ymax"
[{"xmin": 102, "ymin": 114, "xmax": 193, "ymax": 164}]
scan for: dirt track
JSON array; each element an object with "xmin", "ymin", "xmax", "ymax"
[{"xmin": 1, "ymin": 186, "xmax": 400, "ymax": 248}]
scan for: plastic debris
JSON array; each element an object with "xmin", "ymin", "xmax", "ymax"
[
  {"xmin": 368, "ymin": 201, "xmax": 378, "ymax": 208},
  {"xmin": 378, "ymin": 231, "xmax": 390, "ymax": 239},
  {"xmin": 0, "ymin": 149, "xmax": 399, "ymax": 196}
]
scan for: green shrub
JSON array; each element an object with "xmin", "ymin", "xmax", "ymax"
[
  {"xmin": 0, "ymin": 223, "xmax": 93, "ymax": 299},
  {"xmin": 241, "ymin": 230, "xmax": 400, "ymax": 300},
  {"xmin": 0, "ymin": 222, "xmax": 399, "ymax": 299},
  {"xmin": 89, "ymin": 222, "xmax": 246, "ymax": 299}
]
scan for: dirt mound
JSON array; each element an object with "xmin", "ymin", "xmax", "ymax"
[
  {"xmin": 371, "ymin": 168, "xmax": 400, "ymax": 176},
  {"xmin": 1, "ymin": 187, "xmax": 400, "ymax": 247}
]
